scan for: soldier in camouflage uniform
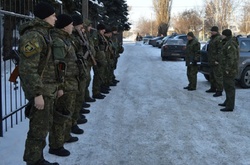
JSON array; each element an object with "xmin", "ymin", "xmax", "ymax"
[
  {"xmin": 104, "ymin": 28, "xmax": 116, "ymax": 86},
  {"xmin": 69, "ymin": 13, "xmax": 90, "ymax": 135},
  {"xmin": 184, "ymin": 32, "xmax": 200, "ymax": 91},
  {"xmin": 82, "ymin": 19, "xmax": 97, "ymax": 103},
  {"xmin": 111, "ymin": 27, "xmax": 122, "ymax": 84},
  {"xmin": 218, "ymin": 29, "xmax": 239, "ymax": 112},
  {"xmin": 19, "ymin": 2, "xmax": 59, "ymax": 165},
  {"xmin": 92, "ymin": 23, "xmax": 109, "ymax": 99},
  {"xmin": 206, "ymin": 26, "xmax": 224, "ymax": 97},
  {"xmin": 48, "ymin": 14, "xmax": 80, "ymax": 157}
]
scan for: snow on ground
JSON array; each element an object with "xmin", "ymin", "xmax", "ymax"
[{"xmin": 1, "ymin": 39, "xmax": 250, "ymax": 165}]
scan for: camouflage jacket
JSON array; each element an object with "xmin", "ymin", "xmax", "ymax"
[
  {"xmin": 221, "ymin": 36, "xmax": 239, "ymax": 76},
  {"xmin": 18, "ymin": 18, "xmax": 57, "ymax": 100},
  {"xmin": 93, "ymin": 32, "xmax": 107, "ymax": 52},
  {"xmin": 51, "ymin": 29, "xmax": 79, "ymax": 92},
  {"xmin": 185, "ymin": 38, "xmax": 200, "ymax": 66},
  {"xmin": 207, "ymin": 34, "xmax": 222, "ymax": 65}
]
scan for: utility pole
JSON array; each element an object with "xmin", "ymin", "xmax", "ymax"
[
  {"xmin": 202, "ymin": 17, "xmax": 205, "ymax": 41},
  {"xmin": 151, "ymin": 12, "xmax": 153, "ymax": 35},
  {"xmin": 82, "ymin": 0, "xmax": 88, "ymax": 19}
]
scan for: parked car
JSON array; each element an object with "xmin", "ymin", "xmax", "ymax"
[
  {"xmin": 172, "ymin": 34, "xmax": 188, "ymax": 43},
  {"xmin": 198, "ymin": 36, "xmax": 250, "ymax": 88},
  {"xmin": 142, "ymin": 35, "xmax": 154, "ymax": 44},
  {"xmin": 161, "ymin": 34, "xmax": 188, "ymax": 61},
  {"xmin": 148, "ymin": 36, "xmax": 165, "ymax": 47},
  {"xmin": 157, "ymin": 35, "xmax": 177, "ymax": 48}
]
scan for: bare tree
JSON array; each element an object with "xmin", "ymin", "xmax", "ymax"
[
  {"xmin": 172, "ymin": 9, "xmax": 202, "ymax": 36},
  {"xmin": 135, "ymin": 17, "xmax": 157, "ymax": 36},
  {"xmin": 203, "ymin": 0, "xmax": 243, "ymax": 33},
  {"xmin": 239, "ymin": 1, "xmax": 250, "ymax": 34},
  {"xmin": 152, "ymin": 0, "xmax": 172, "ymax": 36}
]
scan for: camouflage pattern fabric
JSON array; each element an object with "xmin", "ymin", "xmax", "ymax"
[
  {"xmin": 19, "ymin": 18, "xmax": 58, "ymax": 164},
  {"xmin": 23, "ymin": 96, "xmax": 55, "ymax": 164},
  {"xmin": 185, "ymin": 38, "xmax": 200, "ymax": 89},
  {"xmin": 92, "ymin": 32, "xmax": 108, "ymax": 95},
  {"xmin": 221, "ymin": 36, "xmax": 239, "ymax": 109},
  {"xmin": 49, "ymin": 29, "xmax": 79, "ymax": 149},
  {"xmin": 19, "ymin": 18, "xmax": 58, "ymax": 100},
  {"xmin": 207, "ymin": 34, "xmax": 223, "ymax": 91},
  {"xmin": 71, "ymin": 29, "xmax": 89, "ymax": 127}
]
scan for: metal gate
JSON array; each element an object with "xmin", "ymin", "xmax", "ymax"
[{"xmin": 0, "ymin": 0, "xmax": 45, "ymax": 137}]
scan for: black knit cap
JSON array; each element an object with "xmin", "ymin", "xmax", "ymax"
[
  {"xmin": 105, "ymin": 27, "xmax": 112, "ymax": 33},
  {"xmin": 111, "ymin": 26, "xmax": 118, "ymax": 31},
  {"xmin": 55, "ymin": 14, "xmax": 73, "ymax": 29},
  {"xmin": 34, "ymin": 2, "xmax": 55, "ymax": 19},
  {"xmin": 72, "ymin": 14, "xmax": 83, "ymax": 26},
  {"xmin": 97, "ymin": 23, "xmax": 106, "ymax": 30},
  {"xmin": 222, "ymin": 29, "xmax": 232, "ymax": 37},
  {"xmin": 210, "ymin": 26, "xmax": 219, "ymax": 32},
  {"xmin": 187, "ymin": 32, "xmax": 195, "ymax": 38}
]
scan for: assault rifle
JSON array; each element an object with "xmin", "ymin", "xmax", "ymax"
[
  {"xmin": 6, "ymin": 49, "xmax": 20, "ymax": 83},
  {"xmin": 76, "ymin": 29, "xmax": 97, "ymax": 66}
]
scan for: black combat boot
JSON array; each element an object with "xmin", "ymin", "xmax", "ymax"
[
  {"xmin": 220, "ymin": 108, "xmax": 233, "ymax": 112},
  {"xmin": 71, "ymin": 125, "xmax": 84, "ymax": 134},
  {"xmin": 65, "ymin": 136, "xmax": 78, "ymax": 143},
  {"xmin": 113, "ymin": 79, "xmax": 120, "ymax": 83},
  {"xmin": 93, "ymin": 93, "xmax": 105, "ymax": 99},
  {"xmin": 100, "ymin": 88, "xmax": 109, "ymax": 94},
  {"xmin": 49, "ymin": 147, "xmax": 70, "ymax": 157},
  {"xmin": 218, "ymin": 103, "xmax": 226, "ymax": 107},
  {"xmin": 213, "ymin": 91, "xmax": 222, "ymax": 97},
  {"xmin": 85, "ymin": 97, "xmax": 96, "ymax": 102},
  {"xmin": 205, "ymin": 88, "xmax": 216, "ymax": 93},
  {"xmin": 82, "ymin": 102, "xmax": 90, "ymax": 108},
  {"xmin": 80, "ymin": 108, "xmax": 90, "ymax": 114},
  {"xmin": 77, "ymin": 117, "xmax": 88, "ymax": 124},
  {"xmin": 109, "ymin": 82, "xmax": 117, "ymax": 86}
]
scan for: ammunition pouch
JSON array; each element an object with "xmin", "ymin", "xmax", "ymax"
[{"xmin": 55, "ymin": 60, "xmax": 67, "ymax": 83}]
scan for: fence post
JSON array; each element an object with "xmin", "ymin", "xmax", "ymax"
[{"xmin": 0, "ymin": 12, "xmax": 3, "ymax": 137}]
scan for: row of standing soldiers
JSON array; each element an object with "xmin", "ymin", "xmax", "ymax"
[
  {"xmin": 18, "ymin": 2, "xmax": 123, "ymax": 165},
  {"xmin": 184, "ymin": 26, "xmax": 239, "ymax": 112}
]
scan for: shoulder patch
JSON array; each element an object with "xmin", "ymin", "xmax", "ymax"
[{"xmin": 22, "ymin": 41, "xmax": 41, "ymax": 57}]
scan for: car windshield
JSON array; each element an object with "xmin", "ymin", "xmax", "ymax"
[{"xmin": 166, "ymin": 39, "xmax": 185, "ymax": 45}]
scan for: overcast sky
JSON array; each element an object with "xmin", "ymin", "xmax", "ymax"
[{"xmin": 126, "ymin": 0, "xmax": 203, "ymax": 25}]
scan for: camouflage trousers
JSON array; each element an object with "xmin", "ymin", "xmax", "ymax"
[
  {"xmin": 84, "ymin": 62, "xmax": 92, "ymax": 99},
  {"xmin": 104, "ymin": 52, "xmax": 114, "ymax": 85},
  {"xmin": 187, "ymin": 65, "xmax": 198, "ymax": 89},
  {"xmin": 23, "ymin": 96, "xmax": 55, "ymax": 164},
  {"xmin": 93, "ymin": 51, "xmax": 107, "ymax": 95},
  {"xmin": 49, "ymin": 91, "xmax": 75, "ymax": 149},
  {"xmin": 223, "ymin": 74, "xmax": 236, "ymax": 109},
  {"xmin": 209, "ymin": 64, "xmax": 223, "ymax": 91}
]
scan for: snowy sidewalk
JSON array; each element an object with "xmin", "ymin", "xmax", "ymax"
[{"xmin": 1, "ymin": 40, "xmax": 250, "ymax": 165}]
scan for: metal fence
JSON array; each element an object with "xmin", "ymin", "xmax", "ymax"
[{"xmin": 0, "ymin": 0, "xmax": 40, "ymax": 137}]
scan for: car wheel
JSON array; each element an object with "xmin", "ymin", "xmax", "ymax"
[
  {"xmin": 239, "ymin": 66, "xmax": 250, "ymax": 88},
  {"xmin": 204, "ymin": 74, "xmax": 210, "ymax": 81}
]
